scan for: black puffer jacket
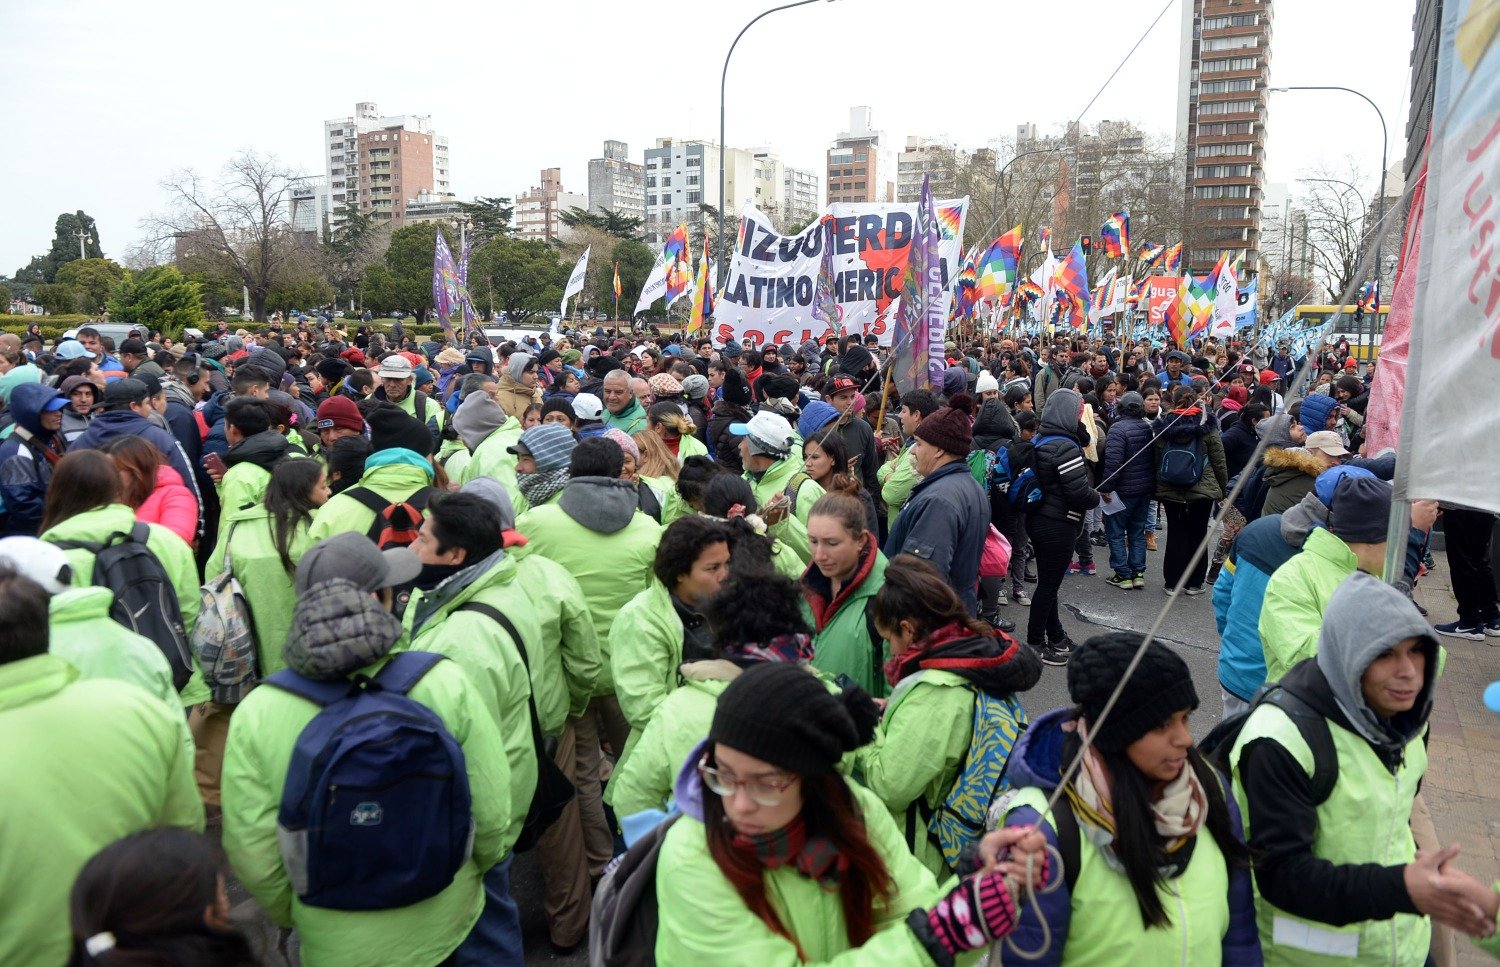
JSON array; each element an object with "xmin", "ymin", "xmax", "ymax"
[
  {"xmin": 1030, "ymin": 388, "xmax": 1100, "ymax": 525},
  {"xmin": 971, "ymin": 399, "xmax": 1017, "ymax": 451},
  {"xmin": 707, "ymin": 399, "xmax": 751, "ymax": 474}
]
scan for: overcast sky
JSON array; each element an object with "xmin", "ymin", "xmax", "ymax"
[{"xmin": 0, "ymin": 0, "xmax": 1416, "ymax": 274}]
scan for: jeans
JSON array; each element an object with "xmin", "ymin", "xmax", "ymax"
[
  {"xmin": 448, "ymin": 857, "xmax": 523, "ymax": 966},
  {"xmin": 1026, "ymin": 514, "xmax": 1078, "ymax": 646},
  {"xmin": 1146, "ymin": 500, "xmax": 1158, "ymax": 534},
  {"xmin": 1162, "ymin": 500, "xmax": 1213, "ymax": 589},
  {"xmin": 1105, "ymin": 494, "xmax": 1151, "ymax": 578},
  {"xmin": 1444, "ymin": 509, "xmax": 1499, "ymax": 625}
]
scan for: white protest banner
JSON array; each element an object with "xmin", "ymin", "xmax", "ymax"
[
  {"xmin": 561, "ymin": 245, "xmax": 590, "ymax": 317},
  {"xmin": 1210, "ymin": 256, "xmax": 1238, "ymax": 338},
  {"xmin": 715, "ymin": 198, "xmax": 968, "ymax": 347},
  {"xmin": 1395, "ymin": 4, "xmax": 1500, "ymax": 514},
  {"xmin": 634, "ymin": 250, "xmax": 667, "ymax": 317}
]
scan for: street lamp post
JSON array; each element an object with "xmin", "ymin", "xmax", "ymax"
[
  {"xmin": 1267, "ymin": 85, "xmax": 1389, "ymax": 301},
  {"xmin": 979, "ymin": 146, "xmax": 1067, "ymax": 244},
  {"xmin": 719, "ymin": 0, "xmax": 834, "ymax": 286}
]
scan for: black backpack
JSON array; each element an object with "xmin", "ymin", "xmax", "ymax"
[
  {"xmin": 1199, "ymin": 681, "xmax": 1338, "ymax": 803},
  {"xmin": 52, "ymin": 523, "xmax": 193, "ymax": 691},
  {"xmin": 589, "ymin": 814, "xmax": 682, "ymax": 967},
  {"xmin": 1158, "ymin": 431, "xmax": 1208, "ymax": 488},
  {"xmin": 455, "ymin": 602, "xmax": 575, "ymax": 852}
]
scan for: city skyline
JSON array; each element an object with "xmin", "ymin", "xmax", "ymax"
[{"xmin": 1, "ymin": 0, "xmax": 1413, "ymax": 273}]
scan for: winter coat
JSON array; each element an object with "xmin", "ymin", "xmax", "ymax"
[
  {"xmin": 1030, "ymin": 389, "xmax": 1101, "ymax": 526},
  {"xmin": 138, "ymin": 465, "xmax": 199, "ymax": 545},
  {"xmin": 0, "ymin": 383, "xmax": 66, "ymax": 536},
  {"xmin": 655, "ymin": 742, "xmax": 947, "ymax": 965},
  {"xmin": 49, "ymin": 586, "xmax": 176, "ymax": 706},
  {"xmin": 971, "ymin": 399, "xmax": 1018, "ymax": 450},
  {"xmin": 708, "ymin": 399, "xmax": 751, "ymax": 474},
  {"xmin": 41, "ymin": 502, "xmax": 201, "ymax": 640},
  {"xmin": 999, "ymin": 707, "xmax": 1261, "ymax": 966},
  {"xmin": 403, "ymin": 551, "xmax": 541, "ymax": 854},
  {"xmin": 801, "ymin": 531, "xmax": 889, "ymax": 696},
  {"xmin": 221, "ymin": 584, "xmax": 513, "ymax": 967},
  {"xmin": 206, "ymin": 503, "xmax": 314, "ymax": 680},
  {"xmin": 745, "ymin": 455, "xmax": 824, "ymax": 565},
  {"xmin": 1212, "ymin": 512, "xmax": 1301, "ymax": 703},
  {"xmin": 611, "ymin": 579, "xmax": 686, "ymax": 753},
  {"xmin": 836, "ymin": 413, "xmax": 882, "ymax": 499},
  {"xmin": 1221, "ymin": 418, "xmax": 1259, "ymax": 481},
  {"xmin": 516, "ymin": 476, "xmax": 660, "ymax": 694},
  {"xmin": 494, "ymin": 374, "xmax": 542, "ymax": 421},
  {"xmin": 1231, "ymin": 574, "xmax": 1438, "ymax": 966},
  {"xmin": 458, "ymin": 415, "xmax": 524, "ymax": 498},
  {"xmin": 885, "ymin": 459, "xmax": 990, "ymax": 616},
  {"xmin": 72, "ymin": 408, "xmax": 201, "ymax": 521},
  {"xmin": 1034, "ymin": 362, "xmax": 1068, "ymax": 412},
  {"xmin": 372, "ymin": 384, "xmax": 440, "ymax": 449},
  {"xmin": 0, "ymin": 654, "xmax": 202, "ymax": 967},
  {"xmin": 309, "ymin": 450, "xmax": 434, "ymax": 543},
  {"xmin": 856, "ymin": 629, "xmax": 1039, "ymax": 878},
  {"xmin": 218, "ymin": 429, "xmax": 291, "ymax": 534},
  {"xmin": 1258, "ymin": 447, "xmax": 1323, "ymax": 518},
  {"xmin": 1101, "ymin": 414, "xmax": 1155, "ymax": 498},
  {"xmin": 603, "ymin": 397, "xmax": 648, "ymax": 435},
  {"xmin": 607, "ymin": 664, "xmax": 732, "ymax": 817},
  {"xmin": 877, "ymin": 443, "xmax": 921, "ymax": 519},
  {"xmin": 1258, "ymin": 526, "xmax": 1360, "ymax": 683},
  {"xmin": 1152, "ymin": 407, "xmax": 1229, "ymax": 503},
  {"xmin": 511, "ymin": 551, "xmax": 602, "ymax": 729}
]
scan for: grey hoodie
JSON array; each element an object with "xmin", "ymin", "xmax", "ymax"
[
  {"xmin": 1038, "ymin": 387, "xmax": 1084, "ymax": 438},
  {"xmin": 1315, "ymin": 571, "xmax": 1438, "ymax": 746},
  {"xmin": 559, "ymin": 475, "xmax": 641, "ymax": 534},
  {"xmin": 1279, "ymin": 490, "xmax": 1331, "ymax": 548},
  {"xmin": 452, "ymin": 390, "xmax": 510, "ymax": 451},
  {"xmin": 283, "ymin": 579, "xmax": 405, "ymax": 680},
  {"xmin": 1257, "ymin": 412, "xmax": 1298, "ymax": 450}
]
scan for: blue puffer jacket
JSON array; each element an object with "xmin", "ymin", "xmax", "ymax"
[
  {"xmin": 0, "ymin": 384, "xmax": 66, "ymax": 536},
  {"xmin": 1213, "ymin": 512, "xmax": 1301, "ymax": 702},
  {"xmin": 1101, "ymin": 414, "xmax": 1155, "ymax": 497},
  {"xmin": 884, "ymin": 459, "xmax": 989, "ymax": 616}
]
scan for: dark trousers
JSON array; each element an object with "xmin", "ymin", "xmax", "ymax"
[
  {"xmin": 1162, "ymin": 500, "xmax": 1213, "ymax": 590},
  {"xmin": 1026, "ymin": 514, "xmax": 1078, "ymax": 646},
  {"xmin": 990, "ymin": 490, "xmax": 1028, "ymax": 595},
  {"xmin": 1444, "ymin": 508, "xmax": 1499, "ymax": 625}
]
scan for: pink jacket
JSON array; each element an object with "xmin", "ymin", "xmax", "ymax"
[{"xmin": 137, "ymin": 466, "xmax": 198, "ymax": 546}]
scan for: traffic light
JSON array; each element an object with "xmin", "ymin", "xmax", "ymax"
[
  {"xmin": 1354, "ymin": 303, "xmax": 1364, "ymax": 324},
  {"xmin": 1080, "ymin": 235, "xmax": 1092, "ymax": 256},
  {"xmin": 1280, "ymin": 288, "xmax": 1293, "ymax": 310}
]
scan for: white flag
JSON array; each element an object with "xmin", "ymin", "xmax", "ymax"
[
  {"xmin": 1109, "ymin": 276, "xmax": 1130, "ymax": 315},
  {"xmin": 1210, "ymin": 254, "xmax": 1238, "ymax": 338},
  {"xmin": 561, "ymin": 245, "xmax": 591, "ymax": 318},
  {"xmin": 634, "ymin": 251, "xmax": 668, "ymax": 316}
]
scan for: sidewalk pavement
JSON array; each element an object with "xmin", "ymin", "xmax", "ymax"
[{"xmin": 1413, "ymin": 555, "xmax": 1500, "ymax": 966}]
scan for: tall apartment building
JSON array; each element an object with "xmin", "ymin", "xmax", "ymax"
[
  {"xmin": 897, "ymin": 137, "xmax": 966, "ymax": 203},
  {"xmin": 587, "ymin": 140, "xmax": 646, "ymax": 221},
  {"xmin": 322, "ymin": 102, "xmax": 450, "ymax": 232},
  {"xmin": 1404, "ymin": 0, "xmax": 1443, "ymax": 188},
  {"xmin": 782, "ymin": 164, "xmax": 821, "ymax": 227},
  {"xmin": 289, "ymin": 176, "xmax": 330, "ymax": 241},
  {"xmin": 827, "ymin": 107, "xmax": 894, "ymax": 205},
  {"xmin": 1013, "ymin": 120, "xmax": 1173, "ymax": 240},
  {"xmin": 514, "ymin": 168, "xmax": 586, "ymax": 243},
  {"xmin": 1176, "ymin": 0, "xmax": 1273, "ymax": 274},
  {"xmin": 642, "ymin": 139, "xmax": 719, "ymax": 245}
]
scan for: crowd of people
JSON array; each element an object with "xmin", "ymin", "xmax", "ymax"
[{"xmin": 0, "ymin": 314, "xmax": 1497, "ymax": 966}]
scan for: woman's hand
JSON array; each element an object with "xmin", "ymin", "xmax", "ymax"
[{"xmin": 977, "ymin": 825, "xmax": 1048, "ymax": 890}]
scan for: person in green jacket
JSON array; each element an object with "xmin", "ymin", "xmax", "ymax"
[
  {"xmin": 732, "ymin": 409, "xmax": 824, "ymax": 564},
  {"xmin": 601, "ymin": 369, "xmax": 647, "ymax": 434},
  {"xmin": 701, "ymin": 473, "xmax": 807, "ymax": 580},
  {"xmin": 0, "ymin": 536, "xmax": 176, "ymax": 706},
  {"xmin": 192, "ymin": 457, "xmax": 330, "ymax": 809},
  {"xmin": 611, "ymin": 515, "xmax": 731, "ymax": 762},
  {"xmin": 608, "ymin": 567, "xmax": 816, "ymax": 819},
  {"xmin": 509, "ymin": 422, "xmax": 576, "ymax": 516},
  {"xmin": 39, "ymin": 449, "xmax": 201, "ymax": 643},
  {"xmin": 0, "ymin": 566, "xmax": 203, "ymax": 967},
  {"xmin": 221, "ymin": 577, "xmax": 513, "ymax": 967},
  {"xmin": 1259, "ymin": 475, "xmax": 1398, "ymax": 683},
  {"xmin": 653, "ymin": 661, "xmax": 1043, "ymax": 965},
  {"xmin": 1232, "ymin": 572, "xmax": 1495, "ymax": 965},
  {"xmin": 876, "ymin": 389, "xmax": 939, "ymax": 520},
  {"xmin": 858, "ymin": 555, "xmax": 1040, "ymax": 879},
  {"xmin": 801, "ymin": 491, "xmax": 890, "ymax": 697},
  {"xmin": 215, "ymin": 398, "xmax": 289, "ymax": 534},
  {"xmin": 308, "ymin": 405, "xmax": 437, "ymax": 543},
  {"xmin": 455, "ymin": 387, "xmax": 524, "ymax": 495}
]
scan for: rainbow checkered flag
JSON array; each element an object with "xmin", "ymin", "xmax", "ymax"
[
  {"xmin": 976, "ymin": 225, "xmax": 1024, "ymax": 301},
  {"xmin": 1100, "ymin": 211, "xmax": 1130, "ymax": 259},
  {"xmin": 1136, "ymin": 242, "xmax": 1165, "ymax": 269},
  {"xmin": 1164, "ymin": 242, "xmax": 1183, "ymax": 273}
]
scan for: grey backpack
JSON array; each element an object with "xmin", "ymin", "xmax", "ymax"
[{"xmin": 589, "ymin": 815, "xmax": 681, "ymax": 966}]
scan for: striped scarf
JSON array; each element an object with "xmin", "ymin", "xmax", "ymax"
[{"xmin": 731, "ymin": 814, "xmax": 846, "ymax": 890}]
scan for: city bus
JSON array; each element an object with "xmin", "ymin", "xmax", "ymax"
[{"xmin": 1292, "ymin": 305, "xmax": 1389, "ymax": 362}]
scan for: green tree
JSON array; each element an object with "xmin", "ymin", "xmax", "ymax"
[
  {"xmin": 321, "ymin": 205, "xmax": 389, "ymax": 307},
  {"xmin": 33, "ymin": 283, "xmax": 78, "ymax": 316},
  {"xmin": 0, "ymin": 284, "xmax": 11, "ymax": 312},
  {"xmin": 560, "ymin": 206, "xmax": 643, "ymax": 241},
  {"xmin": 108, "ymin": 265, "xmax": 206, "ymax": 336},
  {"xmin": 13, "ymin": 211, "xmax": 103, "ymax": 284},
  {"xmin": 267, "ymin": 251, "xmax": 336, "ymax": 315},
  {"xmin": 454, "ymin": 196, "xmax": 514, "ymax": 246},
  {"xmin": 591, "ymin": 238, "xmax": 655, "ymax": 318},
  {"xmin": 360, "ymin": 222, "xmax": 447, "ymax": 321},
  {"xmin": 54, "ymin": 258, "xmax": 124, "ymax": 314},
  {"xmin": 468, "ymin": 237, "xmax": 567, "ymax": 325}
]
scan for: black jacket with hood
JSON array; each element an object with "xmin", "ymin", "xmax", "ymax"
[{"xmin": 1030, "ymin": 388, "xmax": 1100, "ymax": 525}]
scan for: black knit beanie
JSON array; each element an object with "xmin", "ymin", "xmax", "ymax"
[
  {"xmin": 708, "ymin": 664, "xmax": 879, "ymax": 775},
  {"xmin": 1066, "ymin": 633, "xmax": 1198, "ymax": 753},
  {"xmin": 913, "ymin": 405, "xmax": 973, "ymax": 456},
  {"xmin": 365, "ymin": 403, "xmax": 434, "ymax": 458},
  {"xmin": 722, "ymin": 367, "xmax": 752, "ymax": 407}
]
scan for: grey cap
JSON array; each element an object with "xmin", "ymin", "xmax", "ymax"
[
  {"xmin": 680, "ymin": 373, "xmax": 710, "ymax": 401},
  {"xmin": 294, "ymin": 532, "xmax": 422, "ymax": 595}
]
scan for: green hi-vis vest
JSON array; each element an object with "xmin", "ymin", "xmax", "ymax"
[
  {"xmin": 1005, "ymin": 785, "xmax": 1233, "ymax": 964},
  {"xmin": 1230, "ymin": 704, "xmax": 1429, "ymax": 966}
]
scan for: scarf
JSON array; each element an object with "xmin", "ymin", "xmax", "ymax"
[
  {"xmin": 1062, "ymin": 719, "xmax": 1208, "ymax": 878},
  {"xmin": 724, "ymin": 632, "xmax": 815, "ymax": 666},
  {"xmin": 883, "ymin": 619, "xmax": 978, "ymax": 688},
  {"xmin": 518, "ymin": 468, "xmax": 569, "ymax": 509},
  {"xmin": 731, "ymin": 814, "xmax": 846, "ymax": 890}
]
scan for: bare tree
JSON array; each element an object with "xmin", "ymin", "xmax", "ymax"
[
  {"xmin": 1291, "ymin": 159, "xmax": 1379, "ymax": 302},
  {"xmin": 143, "ymin": 151, "xmax": 304, "ymax": 321}
]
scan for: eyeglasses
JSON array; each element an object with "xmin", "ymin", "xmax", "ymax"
[{"xmin": 698, "ymin": 755, "xmax": 798, "ymax": 807}]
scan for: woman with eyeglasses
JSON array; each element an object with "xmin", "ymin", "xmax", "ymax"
[{"xmin": 652, "ymin": 661, "xmax": 1045, "ymax": 964}]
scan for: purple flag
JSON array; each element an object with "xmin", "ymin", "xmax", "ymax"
[
  {"xmin": 892, "ymin": 174, "xmax": 944, "ymax": 393},
  {"xmin": 432, "ymin": 230, "xmax": 458, "ymax": 335},
  {"xmin": 811, "ymin": 216, "xmax": 842, "ymax": 341},
  {"xmin": 457, "ymin": 233, "xmax": 477, "ymax": 332}
]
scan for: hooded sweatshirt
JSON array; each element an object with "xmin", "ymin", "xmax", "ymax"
[
  {"xmin": 218, "ymin": 428, "xmax": 290, "ymax": 531},
  {"xmin": 1030, "ymin": 388, "xmax": 1100, "ymax": 524},
  {"xmin": 970, "ymin": 398, "xmax": 1018, "ymax": 450},
  {"xmin": 0, "ymin": 383, "xmax": 67, "ymax": 536},
  {"xmin": 1231, "ymin": 571, "xmax": 1438, "ymax": 958}
]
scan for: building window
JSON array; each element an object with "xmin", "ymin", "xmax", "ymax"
[
  {"xmin": 688, "ymin": 191, "xmax": 701, "ymax": 203},
  {"xmin": 1202, "ymin": 35, "xmax": 1258, "ymax": 51},
  {"xmin": 647, "ymin": 177, "xmax": 657, "ymax": 188},
  {"xmin": 687, "ymin": 157, "xmax": 701, "ymax": 167},
  {"xmin": 687, "ymin": 174, "xmax": 699, "ymax": 186},
  {"xmin": 663, "ymin": 176, "xmax": 672, "ymax": 186},
  {"xmin": 1198, "ymin": 99, "xmax": 1257, "ymax": 115}
]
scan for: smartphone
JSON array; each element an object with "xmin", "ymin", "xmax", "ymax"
[{"xmin": 203, "ymin": 452, "xmax": 227, "ymax": 476}]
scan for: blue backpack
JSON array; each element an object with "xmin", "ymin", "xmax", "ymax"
[
  {"xmin": 997, "ymin": 435, "xmax": 1072, "ymax": 508},
  {"xmin": 266, "ymin": 652, "xmax": 474, "ymax": 910},
  {"xmin": 1159, "ymin": 432, "xmax": 1208, "ymax": 487}
]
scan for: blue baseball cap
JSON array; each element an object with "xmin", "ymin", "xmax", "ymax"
[{"xmin": 53, "ymin": 339, "xmax": 93, "ymax": 361}]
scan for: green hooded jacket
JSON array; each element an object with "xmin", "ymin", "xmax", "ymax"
[
  {"xmin": 308, "ymin": 450, "xmax": 434, "ymax": 543},
  {"xmin": 606, "ymin": 665, "xmax": 729, "ymax": 817},
  {"xmin": 802, "ymin": 534, "xmax": 889, "ymax": 697},
  {"xmin": 49, "ymin": 586, "xmax": 176, "ymax": 707},
  {"xmin": 744, "ymin": 455, "xmax": 824, "ymax": 564},
  {"xmin": 207, "ymin": 504, "xmax": 315, "ymax": 680},
  {"xmin": 0, "ymin": 655, "xmax": 202, "ymax": 967},
  {"xmin": 1259, "ymin": 527, "xmax": 1359, "ymax": 684},
  {"xmin": 603, "ymin": 397, "xmax": 647, "ymax": 435},
  {"xmin": 459, "ymin": 416, "xmax": 523, "ymax": 495},
  {"xmin": 512, "ymin": 551, "xmax": 602, "ymax": 726},
  {"xmin": 611, "ymin": 579, "xmax": 685, "ymax": 759},
  {"xmin": 878, "ymin": 445, "xmax": 922, "ymax": 519}
]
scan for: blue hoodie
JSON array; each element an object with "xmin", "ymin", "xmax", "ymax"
[{"xmin": 0, "ymin": 384, "xmax": 67, "ymax": 536}]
